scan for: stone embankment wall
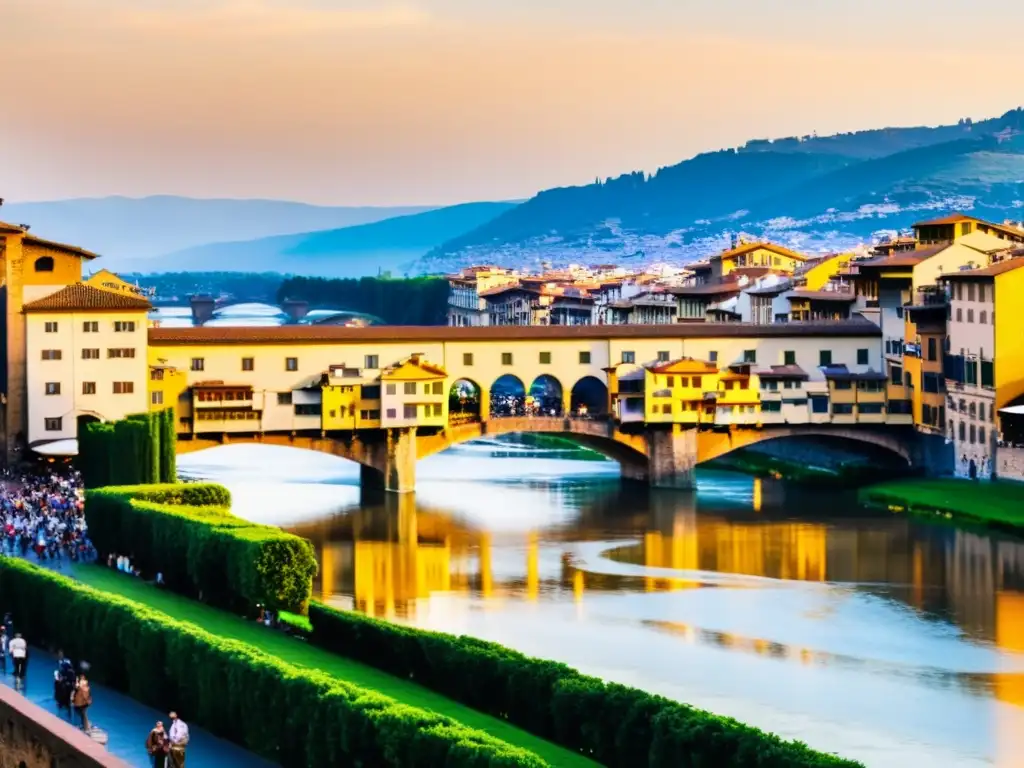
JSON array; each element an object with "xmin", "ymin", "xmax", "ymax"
[{"xmin": 0, "ymin": 686, "xmax": 127, "ymax": 768}]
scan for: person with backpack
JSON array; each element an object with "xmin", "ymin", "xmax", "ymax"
[{"xmin": 72, "ymin": 673, "xmax": 93, "ymax": 732}]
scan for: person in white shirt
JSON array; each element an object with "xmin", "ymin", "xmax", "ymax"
[
  {"xmin": 168, "ymin": 711, "xmax": 189, "ymax": 767},
  {"xmin": 9, "ymin": 632, "xmax": 27, "ymax": 680}
]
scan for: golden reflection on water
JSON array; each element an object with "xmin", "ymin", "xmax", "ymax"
[{"xmin": 288, "ymin": 483, "xmax": 1024, "ymax": 715}]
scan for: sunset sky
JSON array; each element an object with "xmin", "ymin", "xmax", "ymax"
[{"xmin": 4, "ymin": 0, "xmax": 1024, "ymax": 206}]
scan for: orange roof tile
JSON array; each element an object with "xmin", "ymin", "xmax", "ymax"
[
  {"xmin": 23, "ymin": 283, "xmax": 152, "ymax": 313},
  {"xmin": 940, "ymin": 257, "xmax": 1024, "ymax": 279},
  {"xmin": 712, "ymin": 242, "xmax": 807, "ymax": 263}
]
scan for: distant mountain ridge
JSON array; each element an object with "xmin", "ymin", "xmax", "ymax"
[
  {"xmin": 0, "ymin": 195, "xmax": 437, "ymax": 265},
  {"xmin": 142, "ymin": 202, "xmax": 517, "ymax": 277},
  {"xmin": 422, "ymin": 108, "xmax": 1024, "ymax": 272}
]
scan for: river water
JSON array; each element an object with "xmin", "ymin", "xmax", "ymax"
[{"xmin": 178, "ymin": 440, "xmax": 1024, "ymax": 768}]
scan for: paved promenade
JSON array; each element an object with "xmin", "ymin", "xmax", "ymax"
[{"xmin": 1, "ymin": 647, "xmax": 277, "ymax": 768}]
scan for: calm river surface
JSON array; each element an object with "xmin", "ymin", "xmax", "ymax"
[{"xmin": 177, "ymin": 440, "xmax": 1024, "ymax": 768}]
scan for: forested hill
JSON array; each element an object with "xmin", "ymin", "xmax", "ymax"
[{"xmin": 423, "ymin": 108, "xmax": 1024, "ymax": 270}]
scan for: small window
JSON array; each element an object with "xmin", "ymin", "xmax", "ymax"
[
  {"xmin": 956, "ymin": 308, "xmax": 963, "ymax": 322},
  {"xmin": 783, "ymin": 350, "xmax": 796, "ymax": 366},
  {"xmin": 82, "ymin": 321, "xmax": 98, "ymax": 333},
  {"xmin": 386, "ymin": 408, "xmax": 397, "ymax": 419},
  {"xmin": 502, "ymin": 353, "xmax": 513, "ymax": 366},
  {"xmin": 285, "ymin": 357, "xmax": 298, "ymax": 372},
  {"xmin": 41, "ymin": 349, "xmax": 62, "ymax": 360},
  {"xmin": 151, "ymin": 391, "xmax": 164, "ymax": 405},
  {"xmin": 579, "ymin": 351, "xmax": 591, "ymax": 364},
  {"xmin": 82, "ymin": 382, "xmax": 96, "ymax": 395},
  {"xmin": 621, "ymin": 351, "xmax": 635, "ymax": 364},
  {"xmin": 967, "ymin": 309, "xmax": 974, "ymax": 323},
  {"xmin": 432, "ymin": 403, "xmax": 442, "ymax": 417},
  {"xmin": 743, "ymin": 350, "xmax": 756, "ymax": 363},
  {"xmin": 44, "ymin": 382, "xmax": 61, "ymax": 395},
  {"xmin": 107, "ymin": 348, "xmax": 136, "ymax": 359},
  {"xmin": 657, "ymin": 351, "xmax": 670, "ymax": 363},
  {"xmin": 44, "ymin": 321, "xmax": 58, "ymax": 333},
  {"xmin": 980, "ymin": 310, "xmax": 988, "ymax": 324},
  {"xmin": 539, "ymin": 351, "xmax": 552, "ymax": 365},
  {"xmin": 666, "ymin": 376, "xmax": 675, "ymax": 388},
  {"xmin": 277, "ymin": 392, "xmax": 293, "ymax": 406},
  {"xmin": 890, "ymin": 364, "xmax": 903, "ymax": 386},
  {"xmin": 463, "ymin": 353, "xmax": 474, "ymax": 366},
  {"xmin": 365, "ymin": 355, "xmax": 379, "ymax": 369},
  {"xmin": 34, "ymin": 256, "xmax": 55, "ymax": 272},
  {"xmin": 404, "ymin": 382, "xmax": 416, "ymax": 395},
  {"xmin": 114, "ymin": 321, "xmax": 136, "ymax": 333},
  {"xmin": 857, "ymin": 349, "xmax": 869, "ymax": 366},
  {"xmin": 708, "ymin": 351, "xmax": 718, "ymax": 363},
  {"xmin": 692, "ymin": 376, "xmax": 702, "ymax": 388},
  {"xmin": 113, "ymin": 381, "xmax": 134, "ymax": 394},
  {"xmin": 191, "ymin": 358, "xmax": 205, "ymax": 372},
  {"xmin": 980, "ymin": 427, "xmax": 987, "ymax": 445},
  {"xmin": 403, "ymin": 404, "xmax": 417, "ymax": 419},
  {"xmin": 44, "ymin": 417, "xmax": 62, "ymax": 431},
  {"xmin": 386, "ymin": 383, "xmax": 397, "ymax": 395},
  {"xmin": 431, "ymin": 381, "xmax": 443, "ymax": 395},
  {"xmin": 240, "ymin": 357, "xmax": 255, "ymax": 372},
  {"xmin": 819, "ymin": 350, "xmax": 832, "ymax": 367}
]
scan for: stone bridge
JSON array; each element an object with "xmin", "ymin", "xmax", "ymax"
[{"xmin": 176, "ymin": 417, "xmax": 918, "ymax": 492}]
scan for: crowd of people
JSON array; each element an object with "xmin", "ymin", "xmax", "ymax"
[{"xmin": 1, "ymin": 466, "xmax": 95, "ymax": 565}]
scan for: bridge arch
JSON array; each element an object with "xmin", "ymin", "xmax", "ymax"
[
  {"xmin": 696, "ymin": 426, "xmax": 915, "ymax": 466},
  {"xmin": 528, "ymin": 374, "xmax": 564, "ymax": 416},
  {"xmin": 570, "ymin": 376, "xmax": 608, "ymax": 416},
  {"xmin": 490, "ymin": 374, "xmax": 526, "ymax": 417}
]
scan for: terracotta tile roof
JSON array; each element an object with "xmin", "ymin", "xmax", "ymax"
[
  {"xmin": 647, "ymin": 356, "xmax": 718, "ymax": 374},
  {"xmin": 712, "ymin": 242, "xmax": 807, "ymax": 263},
  {"xmin": 24, "ymin": 235, "xmax": 99, "ymax": 260},
  {"xmin": 23, "ymin": 283, "xmax": 152, "ymax": 313},
  {"xmin": 913, "ymin": 213, "xmax": 974, "ymax": 227},
  {"xmin": 787, "ymin": 289, "xmax": 857, "ymax": 302},
  {"xmin": 856, "ymin": 244, "xmax": 948, "ymax": 269},
  {"xmin": 667, "ymin": 282, "xmax": 744, "ymax": 297},
  {"xmin": 756, "ymin": 364, "xmax": 810, "ymax": 380},
  {"xmin": 940, "ymin": 257, "xmax": 1024, "ymax": 278},
  {"xmin": 148, "ymin": 318, "xmax": 881, "ymax": 346},
  {"xmin": 0, "ymin": 220, "xmax": 26, "ymax": 235}
]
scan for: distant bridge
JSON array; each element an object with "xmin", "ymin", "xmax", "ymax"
[{"xmin": 175, "ymin": 417, "xmax": 919, "ymax": 492}]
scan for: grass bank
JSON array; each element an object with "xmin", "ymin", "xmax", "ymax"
[
  {"xmin": 858, "ymin": 478, "xmax": 1024, "ymax": 535},
  {"xmin": 72, "ymin": 565, "xmax": 592, "ymax": 767}
]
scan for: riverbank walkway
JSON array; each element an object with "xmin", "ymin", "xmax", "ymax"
[
  {"xmin": 1, "ymin": 647, "xmax": 276, "ymax": 768},
  {"xmin": 64, "ymin": 562, "xmax": 595, "ymax": 767}
]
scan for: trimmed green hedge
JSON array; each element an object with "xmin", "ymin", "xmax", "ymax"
[
  {"xmin": 308, "ymin": 604, "xmax": 861, "ymax": 768},
  {"xmin": 80, "ymin": 409, "xmax": 177, "ymax": 488},
  {"xmin": 0, "ymin": 558, "xmax": 547, "ymax": 768},
  {"xmin": 86, "ymin": 484, "xmax": 316, "ymax": 614}
]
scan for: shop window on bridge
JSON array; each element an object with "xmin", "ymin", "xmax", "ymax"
[
  {"xmin": 579, "ymin": 351, "xmax": 591, "ymax": 364},
  {"xmin": 692, "ymin": 376, "xmax": 702, "ymax": 388},
  {"xmin": 888, "ymin": 400, "xmax": 912, "ymax": 415},
  {"xmin": 363, "ymin": 385, "xmax": 381, "ymax": 399},
  {"xmin": 811, "ymin": 396, "xmax": 829, "ymax": 414},
  {"xmin": 832, "ymin": 403, "xmax": 854, "ymax": 415},
  {"xmin": 761, "ymin": 401, "xmax": 781, "ymax": 412},
  {"xmin": 365, "ymin": 355, "xmax": 379, "ymax": 369},
  {"xmin": 623, "ymin": 398, "xmax": 643, "ymax": 414},
  {"xmin": 431, "ymin": 382, "xmax": 443, "ymax": 395},
  {"xmin": 922, "ymin": 373, "xmax": 942, "ymax": 394},
  {"xmin": 857, "ymin": 348, "xmax": 869, "ymax": 365},
  {"xmin": 404, "ymin": 405, "xmax": 417, "ymax": 419},
  {"xmin": 783, "ymin": 350, "xmax": 796, "ymax": 365},
  {"xmin": 404, "ymin": 382, "xmax": 416, "ymax": 395},
  {"xmin": 657, "ymin": 351, "xmax": 670, "ymax": 362},
  {"xmin": 385, "ymin": 383, "xmax": 397, "ymax": 395},
  {"xmin": 666, "ymin": 376, "xmax": 675, "ymax": 388},
  {"xmin": 890, "ymin": 364, "xmax": 903, "ymax": 386},
  {"xmin": 784, "ymin": 379, "xmax": 798, "ymax": 389},
  {"xmin": 386, "ymin": 408, "xmax": 397, "ymax": 419},
  {"xmin": 621, "ymin": 351, "xmax": 635, "ymax": 364},
  {"xmin": 981, "ymin": 360, "xmax": 994, "ymax": 388},
  {"xmin": 432, "ymin": 403, "xmax": 442, "ymax": 416},
  {"xmin": 295, "ymin": 404, "xmax": 321, "ymax": 416},
  {"xmin": 859, "ymin": 403, "xmax": 884, "ymax": 415},
  {"xmin": 832, "ymin": 380, "xmax": 852, "ymax": 390},
  {"xmin": 819, "ymin": 350, "xmax": 832, "ymax": 367},
  {"xmin": 858, "ymin": 380, "xmax": 884, "ymax": 392},
  {"xmin": 743, "ymin": 349, "xmax": 756, "ymax": 363},
  {"xmin": 360, "ymin": 409, "xmax": 380, "ymax": 420},
  {"xmin": 277, "ymin": 392, "xmax": 293, "ymax": 406}
]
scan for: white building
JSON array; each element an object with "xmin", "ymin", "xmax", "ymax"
[{"xmin": 23, "ymin": 284, "xmax": 151, "ymax": 448}]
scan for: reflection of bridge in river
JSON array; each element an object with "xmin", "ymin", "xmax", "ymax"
[{"xmin": 287, "ymin": 483, "xmax": 1024, "ymax": 688}]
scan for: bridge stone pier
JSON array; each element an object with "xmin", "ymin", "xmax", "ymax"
[{"xmin": 176, "ymin": 419, "xmax": 917, "ymax": 493}]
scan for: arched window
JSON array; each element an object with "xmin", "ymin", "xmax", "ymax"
[
  {"xmin": 969, "ymin": 402, "xmax": 977, "ymax": 418},
  {"xmin": 34, "ymin": 256, "xmax": 54, "ymax": 272}
]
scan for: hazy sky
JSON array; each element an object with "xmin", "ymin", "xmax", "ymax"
[{"xmin": 3, "ymin": 0, "xmax": 1024, "ymax": 206}]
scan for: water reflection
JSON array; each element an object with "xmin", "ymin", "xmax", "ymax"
[{"xmin": 182, "ymin": 443, "xmax": 1024, "ymax": 767}]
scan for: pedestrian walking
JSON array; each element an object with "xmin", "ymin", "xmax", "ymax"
[
  {"xmin": 0, "ymin": 625, "xmax": 7, "ymax": 675},
  {"xmin": 146, "ymin": 721, "xmax": 170, "ymax": 768},
  {"xmin": 72, "ymin": 674, "xmax": 93, "ymax": 732},
  {"xmin": 9, "ymin": 632, "xmax": 27, "ymax": 681},
  {"xmin": 168, "ymin": 712, "xmax": 189, "ymax": 767}
]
